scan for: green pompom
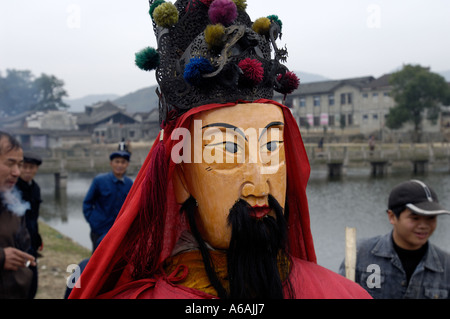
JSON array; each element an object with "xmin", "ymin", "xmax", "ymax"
[
  {"xmin": 149, "ymin": 0, "xmax": 166, "ymax": 19},
  {"xmin": 252, "ymin": 17, "xmax": 271, "ymax": 35},
  {"xmin": 153, "ymin": 2, "xmax": 179, "ymax": 28},
  {"xmin": 205, "ymin": 24, "xmax": 225, "ymax": 49},
  {"xmin": 232, "ymin": 0, "xmax": 247, "ymax": 11},
  {"xmin": 267, "ymin": 14, "xmax": 283, "ymax": 31},
  {"xmin": 135, "ymin": 47, "xmax": 160, "ymax": 71}
]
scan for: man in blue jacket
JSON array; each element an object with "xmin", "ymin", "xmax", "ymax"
[
  {"xmin": 83, "ymin": 147, "xmax": 133, "ymax": 252},
  {"xmin": 339, "ymin": 179, "xmax": 450, "ymax": 299}
]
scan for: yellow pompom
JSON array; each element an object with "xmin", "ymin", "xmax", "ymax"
[
  {"xmin": 153, "ymin": 2, "xmax": 179, "ymax": 28},
  {"xmin": 252, "ymin": 17, "xmax": 271, "ymax": 35},
  {"xmin": 205, "ymin": 24, "xmax": 225, "ymax": 49},
  {"xmin": 232, "ymin": 0, "xmax": 247, "ymax": 11}
]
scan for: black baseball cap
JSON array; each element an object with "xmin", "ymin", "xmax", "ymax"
[
  {"xmin": 23, "ymin": 151, "xmax": 42, "ymax": 166},
  {"xmin": 388, "ymin": 180, "xmax": 450, "ymax": 216}
]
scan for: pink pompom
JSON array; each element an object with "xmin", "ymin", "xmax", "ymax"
[
  {"xmin": 209, "ymin": 0, "xmax": 238, "ymax": 26},
  {"xmin": 239, "ymin": 58, "xmax": 264, "ymax": 85},
  {"xmin": 277, "ymin": 71, "xmax": 300, "ymax": 94}
]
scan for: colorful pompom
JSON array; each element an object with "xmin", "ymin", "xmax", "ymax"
[
  {"xmin": 252, "ymin": 17, "xmax": 271, "ymax": 35},
  {"xmin": 238, "ymin": 58, "xmax": 264, "ymax": 85},
  {"xmin": 135, "ymin": 47, "xmax": 160, "ymax": 71},
  {"xmin": 209, "ymin": 0, "xmax": 238, "ymax": 26},
  {"xmin": 205, "ymin": 24, "xmax": 225, "ymax": 49},
  {"xmin": 184, "ymin": 57, "xmax": 215, "ymax": 85},
  {"xmin": 267, "ymin": 15, "xmax": 283, "ymax": 31},
  {"xmin": 149, "ymin": 0, "xmax": 166, "ymax": 19},
  {"xmin": 232, "ymin": 0, "xmax": 247, "ymax": 11},
  {"xmin": 153, "ymin": 2, "xmax": 179, "ymax": 28},
  {"xmin": 277, "ymin": 71, "xmax": 300, "ymax": 94}
]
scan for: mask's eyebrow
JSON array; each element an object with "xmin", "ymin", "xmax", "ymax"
[
  {"xmin": 202, "ymin": 123, "xmax": 247, "ymax": 141},
  {"xmin": 259, "ymin": 121, "xmax": 284, "ymax": 141}
]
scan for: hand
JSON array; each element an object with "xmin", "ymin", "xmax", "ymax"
[{"xmin": 2, "ymin": 247, "xmax": 36, "ymax": 271}]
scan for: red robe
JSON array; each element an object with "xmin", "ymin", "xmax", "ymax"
[
  {"xmin": 96, "ymin": 256, "xmax": 370, "ymax": 299},
  {"xmin": 69, "ymin": 100, "xmax": 371, "ymax": 299}
]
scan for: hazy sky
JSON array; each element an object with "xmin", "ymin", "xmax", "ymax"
[{"xmin": 1, "ymin": 0, "xmax": 449, "ymax": 99}]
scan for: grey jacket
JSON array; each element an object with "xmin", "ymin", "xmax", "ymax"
[{"xmin": 339, "ymin": 232, "xmax": 450, "ymax": 299}]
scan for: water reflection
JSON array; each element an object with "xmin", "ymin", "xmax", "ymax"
[{"xmin": 35, "ymin": 170, "xmax": 450, "ymax": 272}]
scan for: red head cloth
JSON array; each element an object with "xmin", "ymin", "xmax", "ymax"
[{"xmin": 69, "ymin": 99, "xmax": 316, "ymax": 299}]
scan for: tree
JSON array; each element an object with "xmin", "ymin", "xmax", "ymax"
[
  {"xmin": 386, "ymin": 64, "xmax": 450, "ymax": 142},
  {"xmin": 33, "ymin": 74, "xmax": 69, "ymax": 112},
  {"xmin": 0, "ymin": 70, "xmax": 37, "ymax": 116},
  {"xmin": 0, "ymin": 69, "xmax": 69, "ymax": 117}
]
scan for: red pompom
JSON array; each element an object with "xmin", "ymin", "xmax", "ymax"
[
  {"xmin": 238, "ymin": 58, "xmax": 264, "ymax": 85},
  {"xmin": 199, "ymin": 0, "xmax": 215, "ymax": 6},
  {"xmin": 277, "ymin": 71, "xmax": 300, "ymax": 94}
]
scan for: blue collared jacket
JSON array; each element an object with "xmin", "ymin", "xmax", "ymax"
[
  {"xmin": 339, "ymin": 232, "xmax": 450, "ymax": 299},
  {"xmin": 83, "ymin": 172, "xmax": 133, "ymax": 237}
]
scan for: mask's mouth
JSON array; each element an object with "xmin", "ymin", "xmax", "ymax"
[{"xmin": 249, "ymin": 205, "xmax": 271, "ymax": 220}]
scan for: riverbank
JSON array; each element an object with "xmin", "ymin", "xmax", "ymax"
[{"xmin": 35, "ymin": 220, "xmax": 91, "ymax": 299}]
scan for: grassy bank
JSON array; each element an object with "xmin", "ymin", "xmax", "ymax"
[{"xmin": 35, "ymin": 220, "xmax": 91, "ymax": 299}]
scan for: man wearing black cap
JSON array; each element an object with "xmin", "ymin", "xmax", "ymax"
[
  {"xmin": 15, "ymin": 151, "xmax": 43, "ymax": 298},
  {"xmin": 83, "ymin": 144, "xmax": 133, "ymax": 252},
  {"xmin": 339, "ymin": 179, "xmax": 450, "ymax": 299}
]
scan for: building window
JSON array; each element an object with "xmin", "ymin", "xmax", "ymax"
[
  {"xmin": 313, "ymin": 96, "xmax": 320, "ymax": 107},
  {"xmin": 347, "ymin": 114, "xmax": 353, "ymax": 126},
  {"xmin": 328, "ymin": 115, "xmax": 335, "ymax": 126},
  {"xmin": 328, "ymin": 94, "xmax": 335, "ymax": 106},
  {"xmin": 373, "ymin": 92, "xmax": 378, "ymax": 99},
  {"xmin": 299, "ymin": 117, "xmax": 309, "ymax": 127},
  {"xmin": 340, "ymin": 93, "xmax": 346, "ymax": 105},
  {"xmin": 347, "ymin": 93, "xmax": 353, "ymax": 104},
  {"xmin": 362, "ymin": 114, "xmax": 369, "ymax": 122},
  {"xmin": 313, "ymin": 116, "xmax": 320, "ymax": 126},
  {"xmin": 372, "ymin": 114, "xmax": 378, "ymax": 120},
  {"xmin": 299, "ymin": 97, "xmax": 306, "ymax": 107},
  {"xmin": 363, "ymin": 93, "xmax": 368, "ymax": 98}
]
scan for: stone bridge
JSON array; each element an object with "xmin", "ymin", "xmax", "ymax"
[{"xmin": 307, "ymin": 143, "xmax": 450, "ymax": 177}]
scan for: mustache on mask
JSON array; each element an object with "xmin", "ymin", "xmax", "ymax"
[{"xmin": 182, "ymin": 194, "xmax": 292, "ymax": 299}]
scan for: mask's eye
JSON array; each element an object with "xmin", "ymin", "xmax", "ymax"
[
  {"xmin": 266, "ymin": 141, "xmax": 278, "ymax": 152},
  {"xmin": 263, "ymin": 141, "xmax": 283, "ymax": 152},
  {"xmin": 224, "ymin": 142, "xmax": 239, "ymax": 154}
]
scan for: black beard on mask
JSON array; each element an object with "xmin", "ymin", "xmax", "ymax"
[{"xmin": 182, "ymin": 195, "xmax": 291, "ymax": 299}]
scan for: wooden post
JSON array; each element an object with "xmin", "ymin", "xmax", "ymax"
[
  {"xmin": 54, "ymin": 171, "xmax": 68, "ymax": 189},
  {"xmin": 345, "ymin": 227, "xmax": 357, "ymax": 282}
]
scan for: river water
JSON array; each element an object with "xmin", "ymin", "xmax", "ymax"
[{"xmin": 36, "ymin": 168, "xmax": 450, "ymax": 273}]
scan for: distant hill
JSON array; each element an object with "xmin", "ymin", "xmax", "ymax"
[
  {"xmin": 439, "ymin": 70, "xmax": 450, "ymax": 82},
  {"xmin": 65, "ymin": 94, "xmax": 120, "ymax": 112},
  {"xmin": 113, "ymin": 86, "xmax": 159, "ymax": 114},
  {"xmin": 293, "ymin": 71, "xmax": 330, "ymax": 83}
]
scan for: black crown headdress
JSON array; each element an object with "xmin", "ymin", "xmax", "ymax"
[{"xmin": 135, "ymin": 0, "xmax": 299, "ymax": 125}]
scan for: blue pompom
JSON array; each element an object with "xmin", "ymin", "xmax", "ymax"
[{"xmin": 184, "ymin": 57, "xmax": 214, "ymax": 85}]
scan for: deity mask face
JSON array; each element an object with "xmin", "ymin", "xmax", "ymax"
[{"xmin": 174, "ymin": 103, "xmax": 287, "ymax": 249}]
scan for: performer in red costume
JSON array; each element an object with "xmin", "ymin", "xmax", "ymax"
[{"xmin": 70, "ymin": 0, "xmax": 370, "ymax": 299}]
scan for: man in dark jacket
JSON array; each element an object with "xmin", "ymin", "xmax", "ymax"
[
  {"xmin": 0, "ymin": 131, "xmax": 36, "ymax": 299},
  {"xmin": 15, "ymin": 151, "xmax": 43, "ymax": 298}
]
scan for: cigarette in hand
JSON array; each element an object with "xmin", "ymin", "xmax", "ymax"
[{"xmin": 25, "ymin": 260, "xmax": 31, "ymax": 267}]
